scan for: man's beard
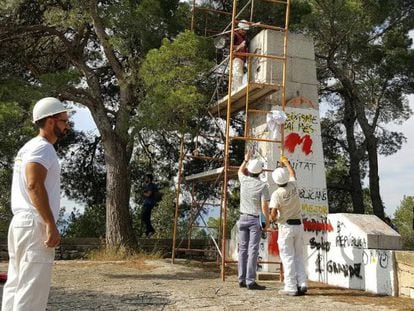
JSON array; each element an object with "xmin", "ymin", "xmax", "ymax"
[{"xmin": 54, "ymin": 124, "xmax": 67, "ymax": 139}]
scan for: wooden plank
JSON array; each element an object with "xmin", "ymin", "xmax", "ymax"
[
  {"xmin": 209, "ymin": 83, "xmax": 278, "ymax": 118},
  {"xmin": 184, "ymin": 166, "xmax": 238, "ymax": 183}
]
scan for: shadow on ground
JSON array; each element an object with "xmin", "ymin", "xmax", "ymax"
[
  {"xmin": 103, "ymin": 270, "xmax": 218, "ymax": 281},
  {"xmin": 47, "ymin": 288, "xmax": 173, "ymax": 311}
]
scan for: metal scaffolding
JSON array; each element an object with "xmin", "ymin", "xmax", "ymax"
[{"xmin": 172, "ymin": 0, "xmax": 291, "ymax": 282}]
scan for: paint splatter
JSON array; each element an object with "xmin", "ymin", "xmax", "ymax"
[
  {"xmin": 284, "ymin": 133, "xmax": 313, "ymax": 155},
  {"xmin": 301, "ymin": 135, "xmax": 313, "ymax": 155},
  {"xmin": 303, "ymin": 219, "xmax": 334, "ymax": 232},
  {"xmin": 268, "ymin": 230, "xmax": 279, "ymax": 256}
]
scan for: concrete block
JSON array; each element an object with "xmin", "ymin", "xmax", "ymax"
[
  {"xmin": 250, "ymin": 30, "xmax": 318, "ymax": 87},
  {"xmin": 379, "ymin": 234, "xmax": 402, "ymax": 249},
  {"xmin": 395, "ymin": 251, "xmax": 414, "ymax": 298},
  {"xmin": 260, "ymin": 30, "xmax": 315, "ymax": 60},
  {"xmin": 366, "ymin": 234, "xmax": 380, "ymax": 249},
  {"xmin": 295, "ymin": 83, "xmax": 319, "ymax": 107},
  {"xmin": 257, "ymin": 272, "xmax": 282, "ymax": 281},
  {"xmin": 287, "ymin": 34, "xmax": 315, "ymax": 60},
  {"xmin": 395, "ymin": 251, "xmax": 414, "ymax": 267},
  {"xmin": 288, "ymin": 58, "xmax": 318, "ymax": 84},
  {"xmin": 328, "ymin": 214, "xmax": 402, "ymax": 250}
]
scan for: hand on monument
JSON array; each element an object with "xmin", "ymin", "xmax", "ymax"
[{"xmin": 280, "ymin": 155, "xmax": 289, "ymax": 165}]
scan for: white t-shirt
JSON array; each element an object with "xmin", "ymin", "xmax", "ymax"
[
  {"xmin": 269, "ymin": 176, "xmax": 301, "ymax": 224},
  {"xmin": 11, "ymin": 136, "xmax": 61, "ymax": 224}
]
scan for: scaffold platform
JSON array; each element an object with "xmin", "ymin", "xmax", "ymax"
[{"xmin": 209, "ymin": 82, "xmax": 278, "ymax": 117}]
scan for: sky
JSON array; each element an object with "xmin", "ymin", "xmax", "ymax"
[{"xmin": 377, "ymin": 94, "xmax": 414, "ymax": 216}]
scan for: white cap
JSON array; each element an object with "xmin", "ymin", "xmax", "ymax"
[
  {"xmin": 247, "ymin": 159, "xmax": 263, "ymax": 174},
  {"xmin": 33, "ymin": 97, "xmax": 71, "ymax": 122},
  {"xmin": 238, "ymin": 20, "xmax": 250, "ymax": 30},
  {"xmin": 272, "ymin": 167, "xmax": 289, "ymax": 185}
]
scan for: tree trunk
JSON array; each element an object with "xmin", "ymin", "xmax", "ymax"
[
  {"xmin": 343, "ymin": 98, "xmax": 365, "ymax": 214},
  {"xmin": 353, "ymin": 100, "xmax": 385, "ymax": 219},
  {"xmin": 366, "ymin": 138, "xmax": 384, "ymax": 219},
  {"xmin": 103, "ymin": 138, "xmax": 137, "ymax": 250}
]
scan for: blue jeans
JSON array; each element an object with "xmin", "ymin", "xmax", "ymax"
[
  {"xmin": 142, "ymin": 204, "xmax": 155, "ymax": 236},
  {"xmin": 238, "ymin": 215, "xmax": 262, "ymax": 286}
]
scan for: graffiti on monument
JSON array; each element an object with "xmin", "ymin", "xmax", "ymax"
[
  {"xmin": 290, "ymin": 159, "xmax": 317, "ymax": 172},
  {"xmin": 283, "ymin": 111, "xmax": 319, "ymax": 156},
  {"xmin": 284, "ymin": 133, "xmax": 313, "ymax": 155},
  {"xmin": 335, "ymin": 221, "xmax": 367, "ymax": 249},
  {"xmin": 303, "ymin": 216, "xmax": 334, "ymax": 235},
  {"xmin": 315, "ymin": 253, "xmax": 324, "ymax": 273},
  {"xmin": 326, "ymin": 260, "xmax": 363, "ymax": 279},
  {"xmin": 309, "ymin": 237, "xmax": 331, "ymax": 252},
  {"xmin": 362, "ymin": 250, "xmax": 389, "ymax": 269},
  {"xmin": 301, "ymin": 204, "xmax": 328, "ymax": 215},
  {"xmin": 268, "ymin": 230, "xmax": 279, "ymax": 257},
  {"xmin": 285, "ymin": 111, "xmax": 317, "ymax": 134},
  {"xmin": 299, "ymin": 188, "xmax": 327, "ymax": 202}
]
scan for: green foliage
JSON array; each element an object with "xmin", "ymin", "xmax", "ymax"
[
  {"xmin": 44, "ymin": 2, "xmax": 90, "ymax": 29},
  {"xmin": 301, "ymin": 0, "xmax": 414, "ymax": 215},
  {"xmin": 0, "ymin": 0, "xmax": 189, "ymax": 246},
  {"xmin": 193, "ymin": 0, "xmax": 311, "ymax": 35},
  {"xmin": 0, "ymin": 101, "xmax": 35, "ymax": 235},
  {"xmin": 324, "ymin": 156, "xmax": 353, "ymax": 213},
  {"xmin": 0, "ymin": 101, "xmax": 35, "ymax": 162},
  {"xmin": 103, "ymin": 0, "xmax": 187, "ymax": 56},
  {"xmin": 0, "ymin": 168, "xmax": 13, "ymax": 238},
  {"xmin": 146, "ymin": 189, "xmax": 176, "ymax": 239},
  {"xmin": 394, "ymin": 196, "xmax": 414, "ymax": 250},
  {"xmin": 140, "ymin": 30, "xmax": 215, "ymax": 132},
  {"xmin": 38, "ymin": 70, "xmax": 82, "ymax": 94},
  {"xmin": 63, "ymin": 205, "xmax": 106, "ymax": 238},
  {"xmin": 61, "ymin": 133, "xmax": 106, "ymax": 206}
]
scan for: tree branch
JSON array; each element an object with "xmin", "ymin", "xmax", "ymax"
[{"xmin": 89, "ymin": 0, "xmax": 124, "ymax": 81}]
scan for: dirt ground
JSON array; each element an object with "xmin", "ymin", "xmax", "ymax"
[{"xmin": 1, "ymin": 259, "xmax": 413, "ymax": 311}]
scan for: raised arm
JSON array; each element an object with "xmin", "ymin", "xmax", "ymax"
[
  {"xmin": 239, "ymin": 150, "xmax": 250, "ymax": 176},
  {"xmin": 280, "ymin": 155, "xmax": 296, "ymax": 180}
]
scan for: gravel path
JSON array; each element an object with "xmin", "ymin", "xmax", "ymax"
[{"xmin": 1, "ymin": 259, "xmax": 413, "ymax": 310}]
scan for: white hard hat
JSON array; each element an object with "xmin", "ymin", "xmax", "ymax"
[
  {"xmin": 32, "ymin": 97, "xmax": 71, "ymax": 122},
  {"xmin": 238, "ymin": 20, "xmax": 250, "ymax": 30},
  {"xmin": 247, "ymin": 159, "xmax": 263, "ymax": 174},
  {"xmin": 272, "ymin": 167, "xmax": 289, "ymax": 185}
]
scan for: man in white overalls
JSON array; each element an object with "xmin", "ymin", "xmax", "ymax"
[
  {"xmin": 270, "ymin": 156, "xmax": 307, "ymax": 296},
  {"xmin": 2, "ymin": 97, "xmax": 72, "ymax": 310}
]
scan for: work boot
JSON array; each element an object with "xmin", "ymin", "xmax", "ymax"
[
  {"xmin": 247, "ymin": 282, "xmax": 266, "ymax": 290},
  {"xmin": 239, "ymin": 281, "xmax": 246, "ymax": 288},
  {"xmin": 279, "ymin": 289, "xmax": 299, "ymax": 296},
  {"xmin": 298, "ymin": 285, "xmax": 308, "ymax": 295}
]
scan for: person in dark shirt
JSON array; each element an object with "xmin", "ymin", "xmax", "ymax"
[
  {"xmin": 142, "ymin": 173, "xmax": 157, "ymax": 237},
  {"xmin": 231, "ymin": 20, "xmax": 250, "ymax": 91}
]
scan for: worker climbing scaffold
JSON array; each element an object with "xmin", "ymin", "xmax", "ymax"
[{"xmin": 172, "ymin": 0, "xmax": 292, "ymax": 283}]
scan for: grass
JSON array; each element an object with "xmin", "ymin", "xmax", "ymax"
[{"xmin": 84, "ymin": 246, "xmax": 162, "ymax": 270}]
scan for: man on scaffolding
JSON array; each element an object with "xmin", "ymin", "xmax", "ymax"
[{"xmin": 232, "ymin": 20, "xmax": 250, "ymax": 91}]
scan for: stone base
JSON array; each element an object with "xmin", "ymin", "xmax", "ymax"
[{"xmin": 257, "ymin": 272, "xmax": 282, "ymax": 281}]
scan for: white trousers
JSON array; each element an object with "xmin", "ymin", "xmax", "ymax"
[
  {"xmin": 2, "ymin": 212, "xmax": 55, "ymax": 311},
  {"xmin": 278, "ymin": 223, "xmax": 307, "ymax": 292},
  {"xmin": 232, "ymin": 58, "xmax": 244, "ymax": 91}
]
